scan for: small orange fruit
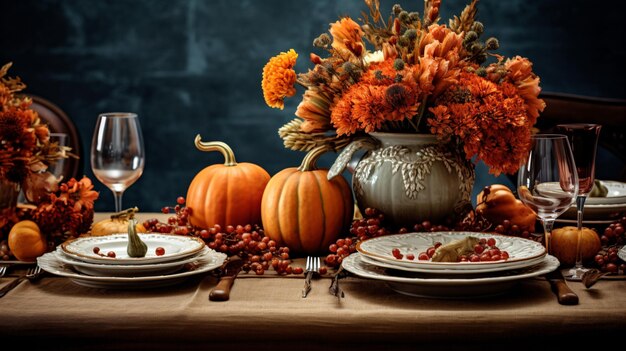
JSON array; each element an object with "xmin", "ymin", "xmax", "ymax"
[{"xmin": 8, "ymin": 220, "xmax": 48, "ymax": 262}]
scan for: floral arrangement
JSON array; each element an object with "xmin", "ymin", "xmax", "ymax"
[
  {"xmin": 0, "ymin": 62, "xmax": 72, "ymax": 185},
  {"xmin": 261, "ymin": 0, "xmax": 544, "ymax": 176},
  {"xmin": 0, "ymin": 62, "xmax": 98, "ymax": 250}
]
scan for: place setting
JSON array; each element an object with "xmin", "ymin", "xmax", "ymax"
[
  {"xmin": 556, "ymin": 180, "xmax": 626, "ymax": 225},
  {"xmin": 341, "ymin": 231, "xmax": 558, "ymax": 299},
  {"xmin": 36, "ymin": 216, "xmax": 226, "ymax": 289}
]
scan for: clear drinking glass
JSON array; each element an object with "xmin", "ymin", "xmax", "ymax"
[
  {"xmin": 48, "ymin": 133, "xmax": 68, "ymax": 178},
  {"xmin": 91, "ymin": 112, "xmax": 145, "ymax": 212},
  {"xmin": 556, "ymin": 124, "xmax": 602, "ymax": 279},
  {"xmin": 517, "ymin": 134, "xmax": 579, "ymax": 255}
]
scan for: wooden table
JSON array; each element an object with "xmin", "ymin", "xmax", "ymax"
[{"xmin": 1, "ymin": 213, "xmax": 625, "ymax": 350}]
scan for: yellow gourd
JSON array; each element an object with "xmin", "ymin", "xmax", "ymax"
[{"xmin": 91, "ymin": 207, "xmax": 147, "ymax": 236}]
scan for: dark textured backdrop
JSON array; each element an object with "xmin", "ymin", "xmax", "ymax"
[{"xmin": 1, "ymin": 0, "xmax": 625, "ymax": 212}]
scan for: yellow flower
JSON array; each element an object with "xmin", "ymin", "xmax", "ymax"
[{"xmin": 261, "ymin": 49, "xmax": 298, "ymax": 110}]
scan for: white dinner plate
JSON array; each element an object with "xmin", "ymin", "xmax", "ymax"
[
  {"xmin": 37, "ymin": 250, "xmax": 226, "ymax": 289},
  {"xmin": 356, "ymin": 232, "xmax": 546, "ymax": 272},
  {"xmin": 586, "ymin": 181, "xmax": 626, "ymax": 205},
  {"xmin": 555, "ymin": 218, "xmax": 615, "ymax": 226},
  {"xmin": 55, "ymin": 246, "xmax": 215, "ymax": 277},
  {"xmin": 61, "ymin": 233, "xmax": 206, "ymax": 265},
  {"xmin": 359, "ymin": 251, "xmax": 547, "ymax": 275},
  {"xmin": 560, "ymin": 202, "xmax": 626, "ymax": 221},
  {"xmin": 342, "ymin": 253, "xmax": 559, "ymax": 298}
]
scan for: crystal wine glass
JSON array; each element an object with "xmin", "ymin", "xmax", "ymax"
[
  {"xmin": 91, "ymin": 112, "xmax": 145, "ymax": 212},
  {"xmin": 517, "ymin": 134, "xmax": 579, "ymax": 255},
  {"xmin": 555, "ymin": 123, "xmax": 602, "ymax": 279}
]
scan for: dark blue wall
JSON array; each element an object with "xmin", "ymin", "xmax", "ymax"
[{"xmin": 1, "ymin": 0, "xmax": 625, "ymax": 212}]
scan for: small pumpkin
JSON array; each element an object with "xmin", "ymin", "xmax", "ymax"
[
  {"xmin": 261, "ymin": 145, "xmax": 354, "ymax": 255},
  {"xmin": 8, "ymin": 220, "xmax": 48, "ymax": 262},
  {"xmin": 551, "ymin": 226, "xmax": 601, "ymax": 266},
  {"xmin": 91, "ymin": 208, "xmax": 148, "ymax": 236},
  {"xmin": 476, "ymin": 184, "xmax": 536, "ymax": 233},
  {"xmin": 186, "ymin": 135, "xmax": 270, "ymax": 229}
]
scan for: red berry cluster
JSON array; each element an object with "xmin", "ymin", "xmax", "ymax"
[
  {"xmin": 587, "ymin": 216, "xmax": 626, "ymax": 275},
  {"xmin": 593, "ymin": 246, "xmax": 626, "ymax": 274},
  {"xmin": 600, "ymin": 217, "xmax": 626, "ymax": 246},
  {"xmin": 492, "ymin": 220, "xmax": 533, "ymax": 240},
  {"xmin": 392, "ymin": 237, "xmax": 510, "ymax": 262},
  {"xmin": 143, "ymin": 197, "xmax": 299, "ymax": 276},
  {"xmin": 200, "ymin": 223, "xmax": 301, "ymax": 275},
  {"xmin": 324, "ymin": 207, "xmax": 488, "ymax": 268},
  {"xmin": 325, "ymin": 208, "xmax": 391, "ymax": 268}
]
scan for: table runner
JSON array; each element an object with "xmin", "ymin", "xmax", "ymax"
[{"xmin": 1, "ymin": 213, "xmax": 624, "ymax": 350}]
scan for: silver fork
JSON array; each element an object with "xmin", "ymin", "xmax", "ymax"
[
  {"xmin": 0, "ymin": 264, "xmax": 10, "ymax": 278},
  {"xmin": 0, "ymin": 265, "xmax": 43, "ymax": 298},
  {"xmin": 302, "ymin": 256, "xmax": 320, "ymax": 298}
]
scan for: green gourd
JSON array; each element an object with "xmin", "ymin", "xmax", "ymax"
[{"xmin": 127, "ymin": 218, "xmax": 148, "ymax": 257}]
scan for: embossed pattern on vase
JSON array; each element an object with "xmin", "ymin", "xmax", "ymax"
[{"xmin": 353, "ymin": 133, "xmax": 474, "ymax": 226}]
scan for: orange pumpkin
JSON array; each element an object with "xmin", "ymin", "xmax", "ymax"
[
  {"xmin": 261, "ymin": 146, "xmax": 354, "ymax": 255},
  {"xmin": 476, "ymin": 184, "xmax": 536, "ymax": 232},
  {"xmin": 186, "ymin": 135, "xmax": 270, "ymax": 229},
  {"xmin": 551, "ymin": 226, "xmax": 601, "ymax": 266},
  {"xmin": 8, "ymin": 220, "xmax": 48, "ymax": 262}
]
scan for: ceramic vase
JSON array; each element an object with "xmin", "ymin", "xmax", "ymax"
[{"xmin": 329, "ymin": 133, "xmax": 475, "ymax": 228}]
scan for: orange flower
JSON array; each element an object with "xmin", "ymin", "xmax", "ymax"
[
  {"xmin": 295, "ymin": 88, "xmax": 333, "ymax": 132},
  {"xmin": 58, "ymin": 176, "xmax": 99, "ymax": 211},
  {"xmin": 352, "ymin": 85, "xmax": 388, "ymax": 133},
  {"xmin": 261, "ymin": 49, "xmax": 298, "ymax": 110},
  {"xmin": 419, "ymin": 24, "xmax": 463, "ymax": 64},
  {"xmin": 504, "ymin": 56, "xmax": 545, "ymax": 120},
  {"xmin": 428, "ymin": 72, "xmax": 533, "ymax": 175},
  {"xmin": 330, "ymin": 94, "xmax": 360, "ymax": 136},
  {"xmin": 329, "ymin": 17, "xmax": 365, "ymax": 57},
  {"xmin": 384, "ymin": 83, "xmax": 420, "ymax": 121}
]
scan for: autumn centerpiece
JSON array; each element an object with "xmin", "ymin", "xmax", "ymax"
[
  {"xmin": 261, "ymin": 0, "xmax": 544, "ymax": 227},
  {"xmin": 0, "ymin": 62, "xmax": 99, "ymax": 260}
]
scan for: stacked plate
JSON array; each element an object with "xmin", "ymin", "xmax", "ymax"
[
  {"xmin": 558, "ymin": 180, "xmax": 626, "ymax": 224},
  {"xmin": 37, "ymin": 233, "xmax": 226, "ymax": 289},
  {"xmin": 342, "ymin": 232, "xmax": 559, "ymax": 298}
]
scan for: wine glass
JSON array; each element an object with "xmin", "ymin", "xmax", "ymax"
[
  {"xmin": 91, "ymin": 112, "xmax": 145, "ymax": 212},
  {"xmin": 555, "ymin": 124, "xmax": 602, "ymax": 279},
  {"xmin": 517, "ymin": 134, "xmax": 579, "ymax": 255}
]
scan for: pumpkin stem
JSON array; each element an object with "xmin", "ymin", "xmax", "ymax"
[
  {"xmin": 298, "ymin": 145, "xmax": 332, "ymax": 172},
  {"xmin": 110, "ymin": 207, "xmax": 139, "ymax": 220},
  {"xmin": 194, "ymin": 134, "xmax": 238, "ymax": 166}
]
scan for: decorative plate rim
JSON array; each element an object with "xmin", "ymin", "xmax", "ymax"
[
  {"xmin": 60, "ymin": 233, "xmax": 206, "ymax": 265},
  {"xmin": 356, "ymin": 231, "xmax": 546, "ymax": 269},
  {"xmin": 55, "ymin": 246, "xmax": 212, "ymax": 270},
  {"xmin": 587, "ymin": 180, "xmax": 626, "ymax": 204},
  {"xmin": 342, "ymin": 252, "xmax": 559, "ymax": 285},
  {"xmin": 37, "ymin": 250, "xmax": 226, "ymax": 282},
  {"xmin": 359, "ymin": 251, "xmax": 548, "ymax": 274}
]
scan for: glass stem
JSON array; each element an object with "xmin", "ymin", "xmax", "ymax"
[
  {"xmin": 541, "ymin": 219, "xmax": 555, "ymax": 255},
  {"xmin": 574, "ymin": 195, "xmax": 587, "ymax": 269},
  {"xmin": 112, "ymin": 191, "xmax": 124, "ymax": 213}
]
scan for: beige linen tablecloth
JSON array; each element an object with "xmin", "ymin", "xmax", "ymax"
[{"xmin": 0, "ymin": 213, "xmax": 624, "ymax": 350}]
